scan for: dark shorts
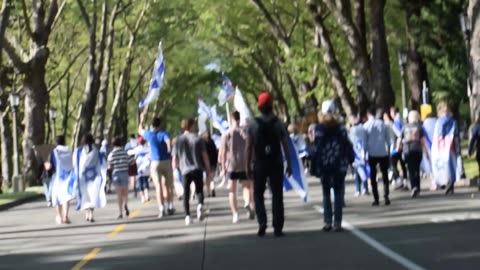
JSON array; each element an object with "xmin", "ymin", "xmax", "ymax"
[
  {"xmin": 228, "ymin": 171, "xmax": 249, "ymax": 181},
  {"xmin": 128, "ymin": 163, "xmax": 137, "ymax": 177}
]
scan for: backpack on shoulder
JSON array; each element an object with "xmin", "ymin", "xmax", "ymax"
[{"xmin": 254, "ymin": 117, "xmax": 282, "ymax": 162}]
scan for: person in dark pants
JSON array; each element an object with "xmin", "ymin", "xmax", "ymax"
[
  {"xmin": 172, "ymin": 118, "xmax": 212, "ymax": 226},
  {"xmin": 363, "ymin": 108, "xmax": 392, "ymax": 206},
  {"xmin": 246, "ymin": 92, "xmax": 292, "ymax": 237},
  {"xmin": 398, "ymin": 111, "xmax": 429, "ymax": 198},
  {"xmin": 201, "ymin": 131, "xmax": 218, "ymax": 197}
]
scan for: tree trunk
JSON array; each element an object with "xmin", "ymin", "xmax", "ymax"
[
  {"xmin": 469, "ymin": 1, "xmax": 480, "ymax": 120},
  {"xmin": 308, "ymin": 2, "xmax": 357, "ymax": 121},
  {"xmin": 94, "ymin": 1, "xmax": 120, "ymax": 141},
  {"xmin": 0, "ymin": 109, "xmax": 12, "ymax": 189},
  {"xmin": 370, "ymin": 0, "xmax": 394, "ymax": 110},
  {"xmin": 404, "ymin": 1, "xmax": 429, "ymax": 111},
  {"xmin": 75, "ymin": 0, "xmax": 108, "ymax": 145},
  {"xmin": 354, "ymin": 0, "xmax": 366, "ymax": 48}
]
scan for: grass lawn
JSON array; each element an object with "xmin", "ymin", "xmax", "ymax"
[
  {"xmin": 0, "ymin": 186, "xmax": 44, "ymax": 206},
  {"xmin": 464, "ymin": 156, "xmax": 478, "ymax": 180}
]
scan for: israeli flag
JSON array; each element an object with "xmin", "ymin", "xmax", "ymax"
[
  {"xmin": 74, "ymin": 146, "xmax": 107, "ymax": 210},
  {"xmin": 210, "ymin": 105, "xmax": 229, "ymax": 134},
  {"xmin": 139, "ymin": 43, "xmax": 164, "ymax": 108},
  {"xmin": 233, "ymin": 87, "xmax": 251, "ymax": 125},
  {"xmin": 283, "ymin": 136, "xmax": 309, "ymax": 202},
  {"xmin": 431, "ymin": 116, "xmax": 458, "ymax": 185},
  {"xmin": 218, "ymin": 74, "xmax": 235, "ymax": 106},
  {"xmin": 50, "ymin": 146, "xmax": 76, "ymax": 206}
]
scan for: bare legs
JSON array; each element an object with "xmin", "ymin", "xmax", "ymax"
[
  {"xmin": 116, "ymin": 186, "xmax": 129, "ymax": 218},
  {"xmin": 229, "ymin": 180, "xmax": 238, "ymax": 216},
  {"xmin": 55, "ymin": 202, "xmax": 70, "ymax": 224}
]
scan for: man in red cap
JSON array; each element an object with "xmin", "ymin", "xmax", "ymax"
[{"xmin": 246, "ymin": 92, "xmax": 292, "ymax": 237}]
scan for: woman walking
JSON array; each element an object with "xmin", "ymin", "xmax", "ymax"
[
  {"xmin": 46, "ymin": 136, "xmax": 75, "ymax": 224},
  {"xmin": 74, "ymin": 134, "xmax": 107, "ymax": 222},
  {"xmin": 108, "ymin": 136, "xmax": 132, "ymax": 218},
  {"xmin": 397, "ymin": 111, "xmax": 429, "ymax": 198}
]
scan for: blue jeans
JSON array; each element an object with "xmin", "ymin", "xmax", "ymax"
[
  {"xmin": 321, "ymin": 172, "xmax": 346, "ymax": 226},
  {"xmin": 42, "ymin": 177, "xmax": 52, "ymax": 202},
  {"xmin": 354, "ymin": 170, "xmax": 368, "ymax": 193}
]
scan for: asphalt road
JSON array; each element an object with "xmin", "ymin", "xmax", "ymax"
[{"xmin": 1, "ymin": 177, "xmax": 480, "ymax": 270}]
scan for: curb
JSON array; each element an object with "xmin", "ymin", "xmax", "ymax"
[{"xmin": 0, "ymin": 194, "xmax": 44, "ymax": 211}]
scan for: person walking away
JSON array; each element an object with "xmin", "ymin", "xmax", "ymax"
[
  {"xmin": 74, "ymin": 134, "xmax": 107, "ymax": 222},
  {"xmin": 129, "ymin": 136, "xmax": 151, "ymax": 203},
  {"xmin": 138, "ymin": 115, "xmax": 175, "ymax": 218},
  {"xmin": 125, "ymin": 134, "xmax": 139, "ymax": 197},
  {"xmin": 349, "ymin": 116, "xmax": 369, "ymax": 196},
  {"xmin": 422, "ymin": 113, "xmax": 437, "ymax": 188},
  {"xmin": 364, "ymin": 108, "xmax": 392, "ymax": 206},
  {"xmin": 221, "ymin": 111, "xmax": 255, "ymax": 224},
  {"xmin": 45, "ymin": 136, "xmax": 75, "ymax": 224},
  {"xmin": 100, "ymin": 139, "xmax": 113, "ymax": 194},
  {"xmin": 246, "ymin": 92, "xmax": 292, "ymax": 237},
  {"xmin": 469, "ymin": 112, "xmax": 480, "ymax": 184},
  {"xmin": 383, "ymin": 112, "xmax": 408, "ymax": 189},
  {"xmin": 201, "ymin": 131, "xmax": 218, "ymax": 197},
  {"xmin": 39, "ymin": 158, "xmax": 53, "ymax": 207},
  {"xmin": 108, "ymin": 136, "xmax": 131, "ymax": 218},
  {"xmin": 312, "ymin": 106, "xmax": 354, "ymax": 232},
  {"xmin": 288, "ymin": 124, "xmax": 308, "ymax": 174},
  {"xmin": 397, "ymin": 111, "xmax": 429, "ymax": 198},
  {"xmin": 432, "ymin": 102, "xmax": 462, "ymax": 194},
  {"xmin": 172, "ymin": 118, "xmax": 211, "ymax": 226}
]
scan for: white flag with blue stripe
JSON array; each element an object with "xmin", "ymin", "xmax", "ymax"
[
  {"xmin": 139, "ymin": 44, "xmax": 164, "ymax": 108},
  {"xmin": 283, "ymin": 136, "xmax": 309, "ymax": 202}
]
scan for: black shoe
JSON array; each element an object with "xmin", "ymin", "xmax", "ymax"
[
  {"xmin": 372, "ymin": 201, "xmax": 379, "ymax": 206},
  {"xmin": 117, "ymin": 214, "xmax": 123, "ymax": 219},
  {"xmin": 90, "ymin": 218, "xmax": 95, "ymax": 223},
  {"xmin": 274, "ymin": 231, "xmax": 285, "ymax": 237},
  {"xmin": 333, "ymin": 225, "xmax": 343, "ymax": 232},
  {"xmin": 125, "ymin": 205, "xmax": 130, "ymax": 217},
  {"xmin": 257, "ymin": 225, "xmax": 267, "ymax": 237},
  {"xmin": 322, "ymin": 224, "xmax": 332, "ymax": 232},
  {"xmin": 167, "ymin": 208, "xmax": 176, "ymax": 216},
  {"xmin": 212, "ymin": 190, "xmax": 216, "ymax": 197},
  {"xmin": 385, "ymin": 198, "xmax": 391, "ymax": 205}
]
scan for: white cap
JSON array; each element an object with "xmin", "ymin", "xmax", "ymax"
[{"xmin": 321, "ymin": 100, "xmax": 335, "ymax": 114}]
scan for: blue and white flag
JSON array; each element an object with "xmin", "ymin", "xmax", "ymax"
[
  {"xmin": 218, "ymin": 74, "xmax": 235, "ymax": 106},
  {"xmin": 210, "ymin": 105, "xmax": 229, "ymax": 134},
  {"xmin": 283, "ymin": 136, "xmax": 309, "ymax": 202},
  {"xmin": 233, "ymin": 87, "xmax": 251, "ymax": 125},
  {"xmin": 139, "ymin": 44, "xmax": 164, "ymax": 108},
  {"xmin": 431, "ymin": 116, "xmax": 458, "ymax": 186},
  {"xmin": 50, "ymin": 145, "xmax": 76, "ymax": 206},
  {"xmin": 74, "ymin": 145, "xmax": 107, "ymax": 210}
]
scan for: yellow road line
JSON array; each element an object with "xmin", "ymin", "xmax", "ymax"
[
  {"xmin": 71, "ymin": 247, "xmax": 101, "ymax": 270},
  {"xmin": 108, "ymin": 224, "xmax": 127, "ymax": 238},
  {"xmin": 128, "ymin": 209, "xmax": 142, "ymax": 219}
]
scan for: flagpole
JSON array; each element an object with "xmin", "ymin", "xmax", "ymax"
[{"xmin": 226, "ymin": 102, "xmax": 231, "ymax": 126}]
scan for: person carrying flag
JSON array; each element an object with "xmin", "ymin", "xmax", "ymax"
[
  {"xmin": 246, "ymin": 92, "xmax": 292, "ymax": 237},
  {"xmin": 138, "ymin": 114, "xmax": 175, "ymax": 218}
]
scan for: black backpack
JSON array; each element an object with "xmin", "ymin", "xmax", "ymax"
[{"xmin": 254, "ymin": 117, "xmax": 282, "ymax": 162}]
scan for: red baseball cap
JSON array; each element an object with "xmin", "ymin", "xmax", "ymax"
[{"xmin": 258, "ymin": 92, "xmax": 273, "ymax": 108}]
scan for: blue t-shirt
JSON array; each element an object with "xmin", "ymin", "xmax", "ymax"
[{"xmin": 144, "ymin": 130, "xmax": 171, "ymax": 161}]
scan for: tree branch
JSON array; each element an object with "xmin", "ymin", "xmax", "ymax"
[
  {"xmin": 287, "ymin": 0, "xmax": 300, "ymax": 39},
  {"xmin": 20, "ymin": 0, "xmax": 33, "ymax": 38},
  {"xmin": 48, "ymin": 0, "xmax": 67, "ymax": 32},
  {"xmin": 2, "ymin": 37, "xmax": 29, "ymax": 73},
  {"xmin": 250, "ymin": 0, "xmax": 290, "ymax": 50},
  {"xmin": 76, "ymin": 0, "xmax": 91, "ymax": 30},
  {"xmin": 48, "ymin": 46, "xmax": 88, "ymax": 92}
]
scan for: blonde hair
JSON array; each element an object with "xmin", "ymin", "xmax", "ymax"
[
  {"xmin": 408, "ymin": 110, "xmax": 420, "ymax": 124},
  {"xmin": 437, "ymin": 101, "xmax": 449, "ymax": 116},
  {"xmin": 317, "ymin": 112, "xmax": 339, "ymax": 124}
]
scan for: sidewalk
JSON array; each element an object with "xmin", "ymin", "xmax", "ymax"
[{"xmin": 0, "ymin": 187, "xmax": 44, "ymax": 211}]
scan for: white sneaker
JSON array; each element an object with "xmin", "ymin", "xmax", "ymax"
[
  {"xmin": 354, "ymin": 191, "xmax": 360, "ymax": 197},
  {"xmin": 232, "ymin": 213, "xmax": 239, "ymax": 223},
  {"xmin": 158, "ymin": 207, "xmax": 165, "ymax": 219},
  {"xmin": 185, "ymin": 215, "xmax": 191, "ymax": 226},
  {"xmin": 197, "ymin": 204, "xmax": 205, "ymax": 221}
]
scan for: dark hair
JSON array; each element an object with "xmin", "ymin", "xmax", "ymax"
[
  {"xmin": 232, "ymin": 111, "xmax": 240, "ymax": 122},
  {"xmin": 367, "ymin": 107, "xmax": 377, "ymax": 116},
  {"xmin": 259, "ymin": 103, "xmax": 273, "ymax": 115},
  {"xmin": 113, "ymin": 136, "xmax": 123, "ymax": 147},
  {"xmin": 81, "ymin": 134, "xmax": 95, "ymax": 152},
  {"xmin": 152, "ymin": 117, "xmax": 161, "ymax": 128},
  {"xmin": 181, "ymin": 118, "xmax": 195, "ymax": 131},
  {"xmin": 55, "ymin": 135, "xmax": 66, "ymax": 146},
  {"xmin": 130, "ymin": 134, "xmax": 136, "ymax": 139},
  {"xmin": 383, "ymin": 111, "xmax": 393, "ymax": 122}
]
